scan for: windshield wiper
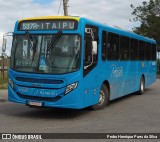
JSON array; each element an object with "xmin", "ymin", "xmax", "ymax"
[
  {"xmin": 47, "ymin": 31, "xmax": 63, "ymax": 52},
  {"xmin": 26, "ymin": 31, "xmax": 34, "ymax": 49},
  {"xmin": 25, "ymin": 31, "xmax": 37, "ymax": 62}
]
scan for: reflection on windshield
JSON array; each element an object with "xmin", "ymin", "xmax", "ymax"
[{"xmin": 11, "ymin": 34, "xmax": 81, "ymax": 74}]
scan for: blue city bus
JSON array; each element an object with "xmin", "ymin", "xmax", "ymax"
[{"xmin": 8, "ymin": 16, "xmax": 157, "ymax": 110}]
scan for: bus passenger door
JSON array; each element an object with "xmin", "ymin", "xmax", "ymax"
[{"xmin": 83, "ymin": 25, "xmax": 99, "ymax": 107}]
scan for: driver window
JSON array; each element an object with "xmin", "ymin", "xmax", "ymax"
[{"xmin": 84, "ymin": 25, "xmax": 98, "ymax": 76}]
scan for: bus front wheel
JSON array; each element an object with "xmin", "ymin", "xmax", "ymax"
[{"xmin": 92, "ymin": 84, "xmax": 109, "ymax": 110}]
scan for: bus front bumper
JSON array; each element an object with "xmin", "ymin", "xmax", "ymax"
[{"xmin": 8, "ymin": 85, "xmax": 84, "ymax": 109}]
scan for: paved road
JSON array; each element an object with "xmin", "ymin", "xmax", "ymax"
[{"xmin": 0, "ymin": 80, "xmax": 160, "ymax": 141}]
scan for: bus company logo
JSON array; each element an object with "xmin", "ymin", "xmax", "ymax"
[
  {"xmin": 111, "ymin": 65, "xmax": 123, "ymax": 78},
  {"xmin": 18, "ymin": 87, "xmax": 29, "ymax": 93}
]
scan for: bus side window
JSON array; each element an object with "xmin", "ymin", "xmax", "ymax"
[
  {"xmin": 102, "ymin": 30, "xmax": 107, "ymax": 61},
  {"xmin": 146, "ymin": 42, "xmax": 152, "ymax": 60},
  {"xmin": 152, "ymin": 44, "xmax": 157, "ymax": 61},
  {"xmin": 84, "ymin": 26, "xmax": 98, "ymax": 65},
  {"xmin": 120, "ymin": 36, "xmax": 129, "ymax": 60},
  {"xmin": 84, "ymin": 34, "xmax": 93, "ymax": 64},
  {"xmin": 107, "ymin": 32, "xmax": 119, "ymax": 60},
  {"xmin": 139, "ymin": 40, "xmax": 146, "ymax": 60},
  {"xmin": 130, "ymin": 38, "xmax": 139, "ymax": 60},
  {"xmin": 84, "ymin": 25, "xmax": 99, "ymax": 76}
]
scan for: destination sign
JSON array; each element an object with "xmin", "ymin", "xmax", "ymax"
[{"xmin": 18, "ymin": 20, "xmax": 78, "ymax": 31}]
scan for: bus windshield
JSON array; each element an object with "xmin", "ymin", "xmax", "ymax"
[{"xmin": 11, "ymin": 34, "xmax": 81, "ymax": 74}]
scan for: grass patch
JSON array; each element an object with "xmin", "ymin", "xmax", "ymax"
[{"xmin": 0, "ymin": 71, "xmax": 8, "ymax": 89}]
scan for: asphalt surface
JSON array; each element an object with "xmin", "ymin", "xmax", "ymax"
[{"xmin": 0, "ymin": 80, "xmax": 160, "ymax": 142}]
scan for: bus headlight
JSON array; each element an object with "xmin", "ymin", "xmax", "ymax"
[
  {"xmin": 65, "ymin": 82, "xmax": 78, "ymax": 94},
  {"xmin": 9, "ymin": 78, "xmax": 14, "ymax": 89}
]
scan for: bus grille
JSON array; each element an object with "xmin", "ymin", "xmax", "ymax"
[
  {"xmin": 15, "ymin": 77, "xmax": 64, "ymax": 84},
  {"xmin": 17, "ymin": 93, "xmax": 62, "ymax": 102}
]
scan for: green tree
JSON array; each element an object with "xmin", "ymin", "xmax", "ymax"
[{"xmin": 131, "ymin": 0, "xmax": 160, "ymax": 50}]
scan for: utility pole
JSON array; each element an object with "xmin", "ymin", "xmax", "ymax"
[{"xmin": 63, "ymin": 0, "xmax": 69, "ymax": 16}]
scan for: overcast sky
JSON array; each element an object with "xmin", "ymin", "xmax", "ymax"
[{"xmin": 0, "ymin": 0, "xmax": 149, "ymax": 55}]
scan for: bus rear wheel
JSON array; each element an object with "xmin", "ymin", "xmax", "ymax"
[
  {"xmin": 138, "ymin": 77, "xmax": 145, "ymax": 95},
  {"xmin": 92, "ymin": 84, "xmax": 109, "ymax": 110}
]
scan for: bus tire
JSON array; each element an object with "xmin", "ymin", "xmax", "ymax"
[
  {"xmin": 138, "ymin": 76, "xmax": 145, "ymax": 95},
  {"xmin": 92, "ymin": 84, "xmax": 109, "ymax": 110}
]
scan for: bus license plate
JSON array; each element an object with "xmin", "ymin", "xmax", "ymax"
[{"xmin": 29, "ymin": 102, "xmax": 42, "ymax": 107}]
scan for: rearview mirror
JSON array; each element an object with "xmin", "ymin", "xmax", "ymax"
[
  {"xmin": 2, "ymin": 32, "xmax": 13, "ymax": 53},
  {"xmin": 2, "ymin": 38, "xmax": 7, "ymax": 52}
]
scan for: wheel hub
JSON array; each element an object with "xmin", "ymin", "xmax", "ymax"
[{"xmin": 99, "ymin": 90, "xmax": 105, "ymax": 105}]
